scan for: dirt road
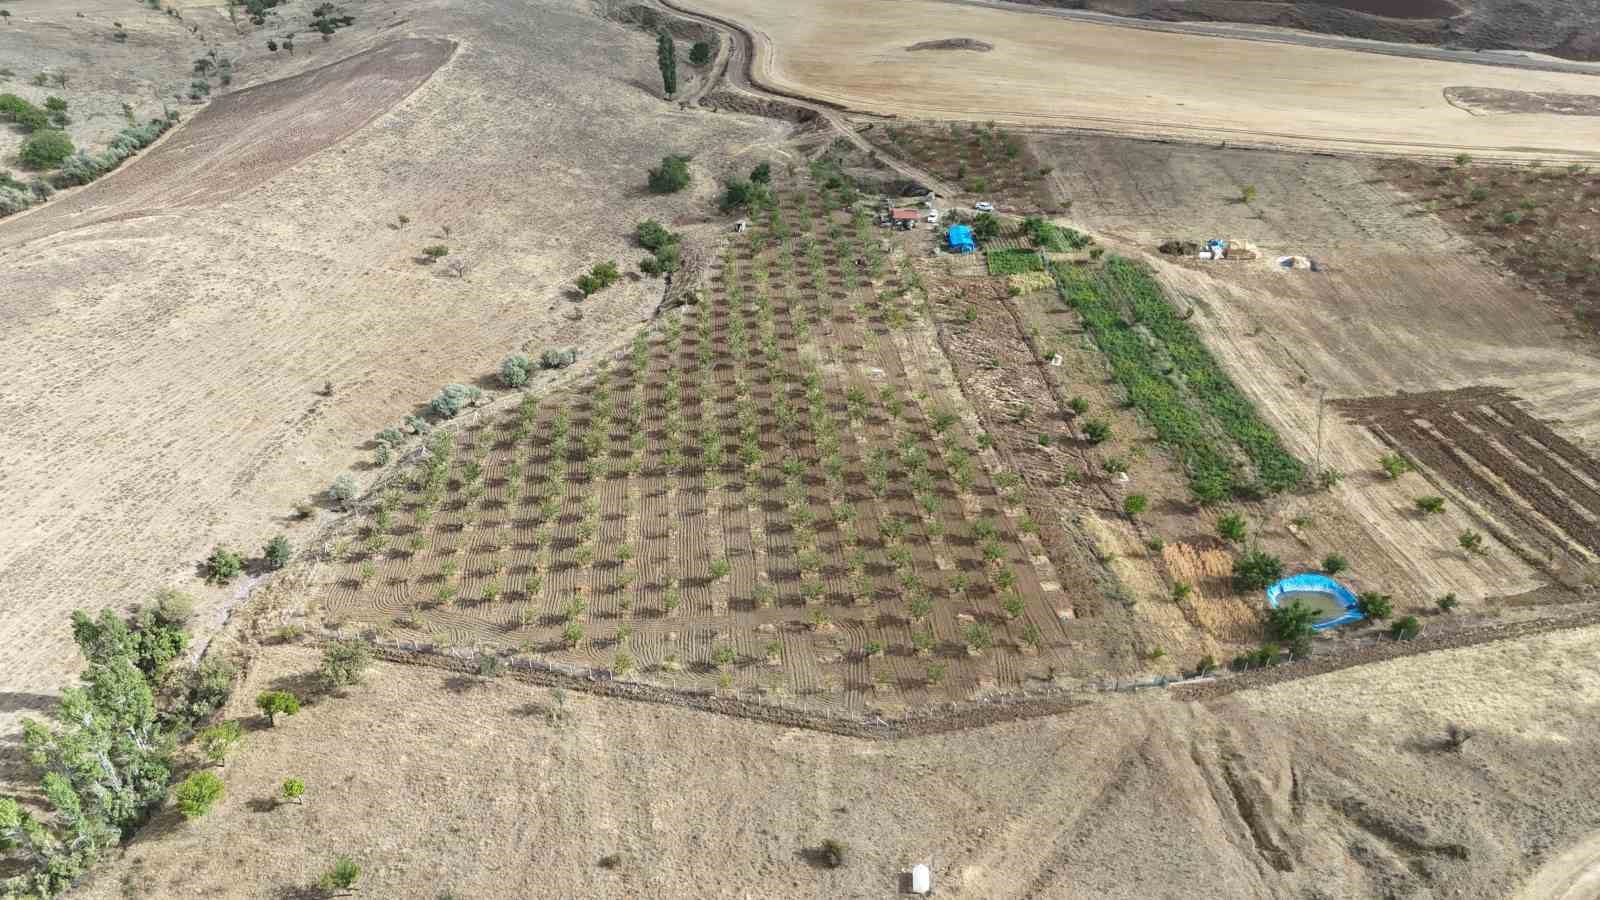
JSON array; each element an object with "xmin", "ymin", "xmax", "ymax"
[
  {"xmin": 678, "ymin": 0, "xmax": 1600, "ymax": 160},
  {"xmin": 1516, "ymin": 832, "xmax": 1600, "ymax": 900}
]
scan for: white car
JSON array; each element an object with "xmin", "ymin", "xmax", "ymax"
[
  {"xmin": 926, "ymin": 209, "xmax": 940, "ymax": 224},
  {"xmin": 974, "ymin": 201, "xmax": 995, "ymax": 213}
]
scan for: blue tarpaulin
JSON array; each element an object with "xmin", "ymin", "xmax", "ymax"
[
  {"xmin": 1266, "ymin": 573, "xmax": 1364, "ymax": 631},
  {"xmin": 947, "ymin": 224, "xmax": 976, "ymax": 253}
]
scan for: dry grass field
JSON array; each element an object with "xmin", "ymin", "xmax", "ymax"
[
  {"xmin": 0, "ymin": 0, "xmax": 790, "ymax": 757},
  {"xmin": 68, "ymin": 625, "xmax": 1600, "ymax": 898},
  {"xmin": 682, "ymin": 0, "xmax": 1600, "ymax": 159}
]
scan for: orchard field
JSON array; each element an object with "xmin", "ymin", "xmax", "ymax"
[{"xmin": 313, "ymin": 172, "xmax": 1090, "ymax": 710}]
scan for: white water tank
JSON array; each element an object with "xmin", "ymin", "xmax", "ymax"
[{"xmin": 910, "ymin": 863, "xmax": 932, "ymax": 894}]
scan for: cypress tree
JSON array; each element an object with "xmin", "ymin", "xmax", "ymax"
[{"xmin": 657, "ymin": 31, "xmax": 677, "ymax": 97}]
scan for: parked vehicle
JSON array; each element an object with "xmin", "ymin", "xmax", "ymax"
[{"xmin": 974, "ymin": 201, "xmax": 995, "ymax": 212}]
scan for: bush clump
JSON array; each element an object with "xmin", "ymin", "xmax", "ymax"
[
  {"xmin": 719, "ymin": 177, "xmax": 772, "ymax": 213},
  {"xmin": 428, "ymin": 383, "xmax": 482, "ymax": 418},
  {"xmin": 203, "ymin": 546, "xmax": 244, "ymax": 584},
  {"xmin": 498, "ymin": 353, "xmax": 533, "ymax": 387},
  {"xmin": 174, "ymin": 771, "xmax": 224, "ymax": 819},
  {"xmin": 20, "ymin": 129, "xmax": 75, "ymax": 169},
  {"xmin": 328, "ymin": 473, "xmax": 358, "ymax": 507},
  {"xmin": 540, "ymin": 348, "xmax": 577, "ymax": 370},
  {"xmin": 575, "ymin": 260, "xmax": 621, "ymax": 297},
  {"xmin": 648, "ymin": 154, "xmax": 691, "ymax": 194},
  {"xmin": 1231, "ymin": 549, "xmax": 1282, "ymax": 591}
]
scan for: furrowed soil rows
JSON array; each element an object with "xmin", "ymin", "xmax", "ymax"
[
  {"xmin": 312, "ymin": 176, "xmax": 1090, "ymax": 709},
  {"xmin": 1338, "ymin": 388, "xmax": 1600, "ymax": 562}
]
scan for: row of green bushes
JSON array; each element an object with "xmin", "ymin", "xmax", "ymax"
[
  {"xmin": 1098, "ymin": 258, "xmax": 1304, "ymax": 492},
  {"xmin": 1022, "ymin": 215, "xmax": 1091, "ymax": 251},
  {"xmin": 1054, "ymin": 261, "xmax": 1239, "ymax": 502},
  {"xmin": 0, "ymin": 115, "xmax": 177, "ymax": 218}
]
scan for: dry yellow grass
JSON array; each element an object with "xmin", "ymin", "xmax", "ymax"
[{"xmin": 684, "ymin": 0, "xmax": 1600, "ymax": 160}]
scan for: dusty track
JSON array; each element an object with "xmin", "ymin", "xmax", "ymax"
[{"xmin": 673, "ymin": 0, "xmax": 1600, "ymax": 161}]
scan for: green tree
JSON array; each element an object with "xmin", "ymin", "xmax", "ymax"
[
  {"xmin": 1266, "ymin": 599, "xmax": 1316, "ymax": 646},
  {"xmin": 197, "ymin": 721, "xmax": 242, "ymax": 766},
  {"xmin": 749, "ymin": 161, "xmax": 771, "ymax": 184},
  {"xmin": 19, "ymin": 129, "xmax": 73, "ymax": 168},
  {"xmin": 1320, "ymin": 553, "xmax": 1347, "ymax": 575},
  {"xmin": 318, "ymin": 640, "xmax": 371, "ymax": 690},
  {"xmin": 1356, "ymin": 591, "xmax": 1393, "ymax": 621},
  {"xmin": 972, "ymin": 212, "xmax": 1001, "ymax": 241},
  {"xmin": 1414, "ymin": 495, "xmax": 1446, "ymax": 515},
  {"xmin": 1437, "ymin": 593, "xmax": 1459, "ymax": 612},
  {"xmin": 174, "ymin": 771, "xmax": 224, "ymax": 819},
  {"xmin": 280, "ymin": 777, "xmax": 305, "ymax": 805},
  {"xmin": 499, "ymin": 354, "xmax": 532, "ymax": 388},
  {"xmin": 689, "ymin": 40, "xmax": 713, "ymax": 65},
  {"xmin": 203, "ymin": 545, "xmax": 244, "ymax": 583},
  {"xmin": 263, "ymin": 534, "xmax": 292, "ymax": 570},
  {"xmin": 1390, "ymin": 615, "xmax": 1421, "ymax": 640},
  {"xmin": 647, "ymin": 154, "xmax": 690, "ymax": 193},
  {"xmin": 656, "ymin": 31, "xmax": 677, "ymax": 96},
  {"xmin": 1231, "ymin": 549, "xmax": 1282, "ymax": 591},
  {"xmin": 1217, "ymin": 513, "xmax": 1247, "ymax": 544},
  {"xmin": 635, "ymin": 219, "xmax": 677, "ymax": 251},
  {"xmin": 720, "ymin": 177, "xmax": 772, "ymax": 213},
  {"xmin": 1122, "ymin": 493, "xmax": 1148, "ymax": 519},
  {"xmin": 256, "ymin": 690, "xmax": 301, "ymax": 726}
]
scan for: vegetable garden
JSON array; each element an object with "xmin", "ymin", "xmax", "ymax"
[{"xmin": 313, "ymin": 175, "xmax": 1081, "ymax": 710}]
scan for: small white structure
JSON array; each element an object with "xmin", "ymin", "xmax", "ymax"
[{"xmin": 910, "ymin": 863, "xmax": 932, "ymax": 895}]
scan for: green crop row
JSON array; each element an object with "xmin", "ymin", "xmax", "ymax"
[
  {"xmin": 1098, "ymin": 258, "xmax": 1304, "ymax": 492},
  {"xmin": 986, "ymin": 249, "xmax": 1044, "ymax": 276},
  {"xmin": 1052, "ymin": 259, "xmax": 1303, "ymax": 501},
  {"xmin": 1022, "ymin": 216, "xmax": 1092, "ymax": 252}
]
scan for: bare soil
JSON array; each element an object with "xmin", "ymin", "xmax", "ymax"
[{"xmin": 72, "ymin": 625, "xmax": 1600, "ymax": 898}]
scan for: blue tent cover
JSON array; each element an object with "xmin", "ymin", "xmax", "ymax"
[{"xmin": 947, "ymin": 224, "xmax": 976, "ymax": 253}]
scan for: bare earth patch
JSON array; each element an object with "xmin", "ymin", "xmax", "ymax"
[
  {"xmin": 1445, "ymin": 86, "xmax": 1600, "ymax": 117},
  {"xmin": 904, "ymin": 37, "xmax": 994, "ymax": 52}
]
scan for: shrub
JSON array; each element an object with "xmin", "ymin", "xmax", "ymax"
[
  {"xmin": 1437, "ymin": 593, "xmax": 1459, "ymax": 612},
  {"xmin": 1266, "ymin": 599, "xmax": 1315, "ymax": 643},
  {"xmin": 1231, "ymin": 549, "xmax": 1282, "ymax": 591},
  {"xmin": 421, "ymin": 244, "xmax": 449, "ymax": 261},
  {"xmin": 203, "ymin": 546, "xmax": 244, "ymax": 583},
  {"xmin": 256, "ymin": 689, "xmax": 301, "ymax": 725},
  {"xmin": 648, "ymin": 154, "xmax": 691, "ymax": 193},
  {"xmin": 1380, "ymin": 452, "xmax": 1410, "ymax": 479},
  {"xmin": 1502, "ymin": 210, "xmax": 1523, "ymax": 225},
  {"xmin": 428, "ymin": 383, "xmax": 482, "ymax": 418},
  {"xmin": 318, "ymin": 640, "xmax": 371, "ymax": 689},
  {"xmin": 197, "ymin": 720, "xmax": 242, "ymax": 765},
  {"xmin": 499, "ymin": 354, "xmax": 532, "ymax": 387},
  {"xmin": 1122, "ymin": 493, "xmax": 1148, "ymax": 518},
  {"xmin": 328, "ymin": 473, "xmax": 358, "ymax": 507},
  {"xmin": 1458, "ymin": 530, "xmax": 1484, "ymax": 555},
  {"xmin": 1240, "ymin": 185, "xmax": 1257, "ymax": 203},
  {"xmin": 972, "ymin": 212, "xmax": 1001, "ymax": 241},
  {"xmin": 319, "ymin": 856, "xmax": 361, "ymax": 893},
  {"xmin": 1390, "ymin": 615, "xmax": 1421, "ymax": 640},
  {"xmin": 1320, "ymin": 553, "xmax": 1347, "ymax": 575},
  {"xmin": 0, "ymin": 93, "xmax": 49, "ymax": 131},
  {"xmin": 1082, "ymin": 418, "xmax": 1111, "ymax": 444},
  {"xmin": 540, "ymin": 348, "xmax": 577, "ymax": 369},
  {"xmin": 1443, "ymin": 723, "xmax": 1472, "ymax": 751},
  {"xmin": 19, "ymin": 129, "xmax": 74, "ymax": 169},
  {"xmin": 689, "ymin": 40, "xmax": 713, "ymax": 65},
  {"xmin": 1356, "ymin": 591, "xmax": 1393, "ymax": 621},
  {"xmin": 750, "ymin": 161, "xmax": 771, "ymax": 184},
  {"xmin": 635, "ymin": 219, "xmax": 677, "ymax": 251},
  {"xmin": 1216, "ymin": 513, "xmax": 1247, "ymax": 544},
  {"xmin": 818, "ymin": 838, "xmax": 848, "ymax": 868},
  {"xmin": 281, "ymin": 777, "xmax": 305, "ymax": 804},
  {"xmin": 263, "ymin": 534, "xmax": 292, "ymax": 570},
  {"xmin": 175, "ymin": 771, "xmax": 225, "ymax": 819},
  {"xmin": 720, "ymin": 177, "xmax": 772, "ymax": 213},
  {"xmin": 1414, "ymin": 495, "xmax": 1446, "ymax": 515}
]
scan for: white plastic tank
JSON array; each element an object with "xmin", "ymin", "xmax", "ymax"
[{"xmin": 910, "ymin": 863, "xmax": 932, "ymax": 894}]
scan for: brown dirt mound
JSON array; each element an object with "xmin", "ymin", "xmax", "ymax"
[
  {"xmin": 905, "ymin": 37, "xmax": 996, "ymax": 51},
  {"xmin": 0, "ymin": 37, "xmax": 455, "ymax": 246}
]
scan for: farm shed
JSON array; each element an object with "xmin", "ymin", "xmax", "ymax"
[
  {"xmin": 947, "ymin": 224, "xmax": 976, "ymax": 253},
  {"xmin": 890, "ymin": 207, "xmax": 920, "ymax": 230}
]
